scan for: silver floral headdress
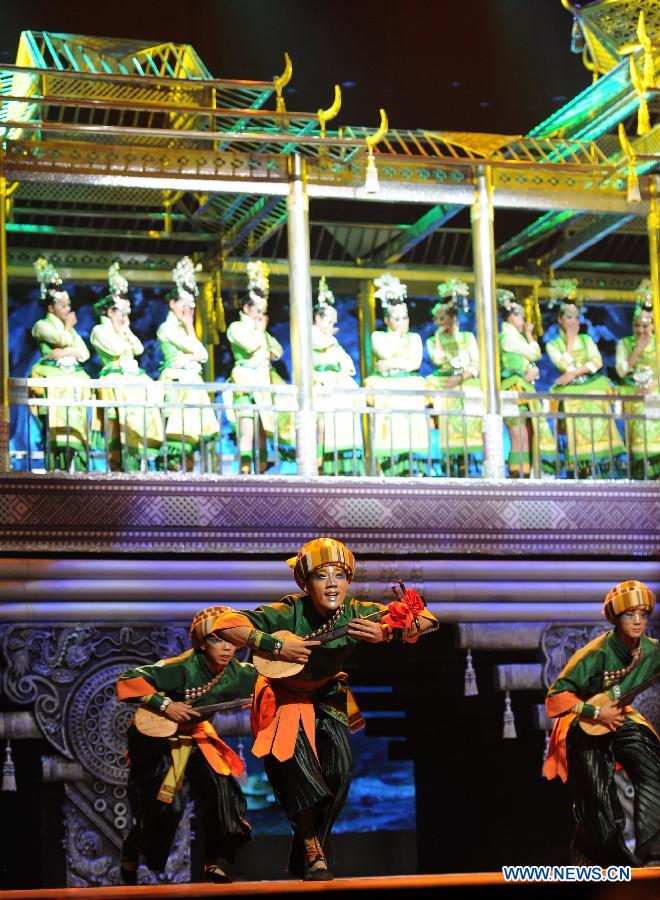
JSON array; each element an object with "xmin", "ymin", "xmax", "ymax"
[
  {"xmin": 107, "ymin": 261, "xmax": 131, "ymax": 314},
  {"xmin": 246, "ymin": 260, "xmax": 269, "ymax": 313},
  {"xmin": 548, "ymin": 278, "xmax": 582, "ymax": 312},
  {"xmin": 34, "ymin": 256, "xmax": 63, "ymax": 301},
  {"xmin": 374, "ymin": 273, "xmax": 407, "ymax": 315},
  {"xmin": 496, "ymin": 288, "xmax": 524, "ymax": 318},
  {"xmin": 317, "ymin": 276, "xmax": 335, "ymax": 309},
  {"xmin": 435, "ymin": 278, "xmax": 470, "ymax": 314},
  {"xmin": 172, "ymin": 256, "xmax": 201, "ymax": 308},
  {"xmin": 634, "ymin": 279, "xmax": 654, "ymax": 321}
]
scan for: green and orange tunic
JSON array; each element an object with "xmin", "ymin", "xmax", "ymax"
[
  {"xmin": 117, "ymin": 651, "xmax": 258, "ymax": 802},
  {"xmin": 214, "ymin": 595, "xmax": 437, "ymax": 763},
  {"xmin": 544, "ymin": 630, "xmax": 659, "ymax": 783}
]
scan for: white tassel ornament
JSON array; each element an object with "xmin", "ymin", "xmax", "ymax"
[
  {"xmin": 502, "ymin": 690, "xmax": 517, "ymax": 739},
  {"xmin": 2, "ymin": 741, "xmax": 17, "ymax": 792},
  {"xmin": 464, "ymin": 648, "xmax": 478, "ymax": 696}
]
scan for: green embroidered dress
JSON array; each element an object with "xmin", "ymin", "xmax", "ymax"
[
  {"xmin": 312, "ymin": 325, "xmax": 364, "ymax": 474},
  {"xmin": 224, "ymin": 312, "xmax": 295, "ymax": 448},
  {"xmin": 615, "ymin": 334, "xmax": 659, "ymax": 479},
  {"xmin": 546, "ymin": 331, "xmax": 625, "ymax": 476},
  {"xmin": 157, "ymin": 312, "xmax": 220, "ymax": 464},
  {"xmin": 30, "ymin": 312, "xmax": 91, "ymax": 468},
  {"xmin": 499, "ymin": 322, "xmax": 556, "ymax": 475},
  {"xmin": 90, "ymin": 317, "xmax": 163, "ymax": 470},
  {"xmin": 426, "ymin": 326, "xmax": 483, "ymax": 474},
  {"xmin": 365, "ymin": 329, "xmax": 429, "ymax": 475}
]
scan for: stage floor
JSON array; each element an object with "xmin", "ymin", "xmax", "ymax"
[{"xmin": 1, "ymin": 870, "xmax": 659, "ymax": 900}]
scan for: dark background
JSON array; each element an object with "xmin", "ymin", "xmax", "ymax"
[{"xmin": 0, "ymin": 0, "xmax": 589, "ymax": 132}]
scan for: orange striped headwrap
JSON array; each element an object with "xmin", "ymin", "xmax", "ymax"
[
  {"xmin": 603, "ymin": 581, "xmax": 656, "ymax": 624},
  {"xmin": 189, "ymin": 606, "xmax": 233, "ymax": 647},
  {"xmin": 287, "ymin": 537, "xmax": 356, "ymax": 590}
]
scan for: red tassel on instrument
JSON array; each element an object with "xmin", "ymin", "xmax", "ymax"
[{"xmin": 384, "ymin": 586, "xmax": 426, "ymax": 631}]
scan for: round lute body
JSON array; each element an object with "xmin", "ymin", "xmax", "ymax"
[
  {"xmin": 252, "ymin": 630, "xmax": 305, "ymax": 679},
  {"xmin": 134, "ymin": 697, "xmax": 252, "ymax": 739},
  {"xmin": 578, "ymin": 671, "xmax": 660, "ymax": 736},
  {"xmin": 252, "ymin": 609, "xmax": 389, "ymax": 680}
]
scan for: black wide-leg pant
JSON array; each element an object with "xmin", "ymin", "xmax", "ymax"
[
  {"xmin": 264, "ymin": 712, "xmax": 352, "ymax": 876},
  {"xmin": 123, "ymin": 726, "xmax": 251, "ymax": 872},
  {"xmin": 567, "ymin": 719, "xmax": 660, "ymax": 866}
]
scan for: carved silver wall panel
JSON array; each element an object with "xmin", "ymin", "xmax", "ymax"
[
  {"xmin": 0, "ymin": 475, "xmax": 659, "ymax": 557},
  {"xmin": 64, "ymin": 783, "xmax": 193, "ymax": 888}
]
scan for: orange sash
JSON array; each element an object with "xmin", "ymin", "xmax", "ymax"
[
  {"xmin": 157, "ymin": 719, "xmax": 243, "ymax": 804},
  {"xmin": 190, "ymin": 719, "xmax": 244, "ymax": 777},
  {"xmin": 251, "ymin": 673, "xmax": 363, "ymax": 762}
]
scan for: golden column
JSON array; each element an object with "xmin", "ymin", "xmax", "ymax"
[
  {"xmin": 647, "ymin": 175, "xmax": 660, "ymax": 379},
  {"xmin": 357, "ymin": 278, "xmax": 376, "ymax": 472},
  {"xmin": 471, "ymin": 164, "xmax": 505, "ymax": 479},
  {"xmin": 0, "ymin": 149, "xmax": 9, "ymax": 473},
  {"xmin": 357, "ymin": 279, "xmax": 375, "ymax": 384},
  {"xmin": 287, "ymin": 153, "xmax": 317, "ymax": 478}
]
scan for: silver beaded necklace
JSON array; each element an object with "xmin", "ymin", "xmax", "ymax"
[
  {"xmin": 183, "ymin": 670, "xmax": 224, "ymax": 703},
  {"xmin": 603, "ymin": 645, "xmax": 642, "ymax": 690},
  {"xmin": 303, "ymin": 605, "xmax": 344, "ymax": 640}
]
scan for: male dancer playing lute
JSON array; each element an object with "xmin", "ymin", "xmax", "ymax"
[
  {"xmin": 116, "ymin": 606, "xmax": 257, "ymax": 884},
  {"xmin": 211, "ymin": 537, "xmax": 438, "ymax": 881}
]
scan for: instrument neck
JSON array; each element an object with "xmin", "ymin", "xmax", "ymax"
[
  {"xmin": 613, "ymin": 671, "xmax": 660, "ymax": 706},
  {"xmin": 315, "ymin": 608, "xmax": 387, "ymax": 645}
]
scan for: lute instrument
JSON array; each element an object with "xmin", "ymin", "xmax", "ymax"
[
  {"xmin": 578, "ymin": 671, "xmax": 660, "ymax": 736},
  {"xmin": 251, "ymin": 608, "xmax": 389, "ymax": 679},
  {"xmin": 252, "ymin": 581, "xmax": 411, "ymax": 680},
  {"xmin": 134, "ymin": 696, "xmax": 252, "ymax": 739}
]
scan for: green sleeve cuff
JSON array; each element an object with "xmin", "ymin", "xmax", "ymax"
[
  {"xmin": 143, "ymin": 693, "xmax": 166, "ymax": 711},
  {"xmin": 248, "ymin": 630, "xmax": 283, "ymax": 654},
  {"xmin": 582, "ymin": 703, "xmax": 598, "ymax": 719}
]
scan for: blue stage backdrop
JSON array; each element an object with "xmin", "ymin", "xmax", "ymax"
[{"xmin": 222, "ymin": 730, "xmax": 414, "ymax": 837}]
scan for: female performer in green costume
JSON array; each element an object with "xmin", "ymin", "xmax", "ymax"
[
  {"xmin": 615, "ymin": 281, "xmax": 659, "ymax": 479},
  {"xmin": 426, "ymin": 279, "xmax": 483, "ymax": 476},
  {"xmin": 225, "ymin": 261, "xmax": 295, "ymax": 474},
  {"xmin": 211, "ymin": 537, "xmax": 438, "ymax": 881},
  {"xmin": 312, "ymin": 277, "xmax": 363, "ymax": 475},
  {"xmin": 30, "ymin": 257, "xmax": 91, "ymax": 470},
  {"xmin": 544, "ymin": 581, "xmax": 659, "ymax": 866},
  {"xmin": 545, "ymin": 280, "xmax": 625, "ymax": 478},
  {"xmin": 157, "ymin": 257, "xmax": 220, "ymax": 471},
  {"xmin": 365, "ymin": 274, "xmax": 429, "ymax": 476},
  {"xmin": 497, "ymin": 289, "xmax": 555, "ymax": 477},
  {"xmin": 90, "ymin": 263, "xmax": 163, "ymax": 471}
]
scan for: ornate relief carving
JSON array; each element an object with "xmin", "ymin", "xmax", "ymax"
[{"xmin": 1, "ymin": 476, "xmax": 658, "ymax": 557}]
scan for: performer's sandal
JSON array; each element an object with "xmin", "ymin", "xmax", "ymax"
[
  {"xmin": 303, "ymin": 855, "xmax": 333, "ymax": 882},
  {"xmin": 204, "ymin": 864, "xmax": 232, "ymax": 884}
]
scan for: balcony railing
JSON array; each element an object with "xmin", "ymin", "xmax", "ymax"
[{"xmin": 7, "ymin": 377, "xmax": 660, "ymax": 480}]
